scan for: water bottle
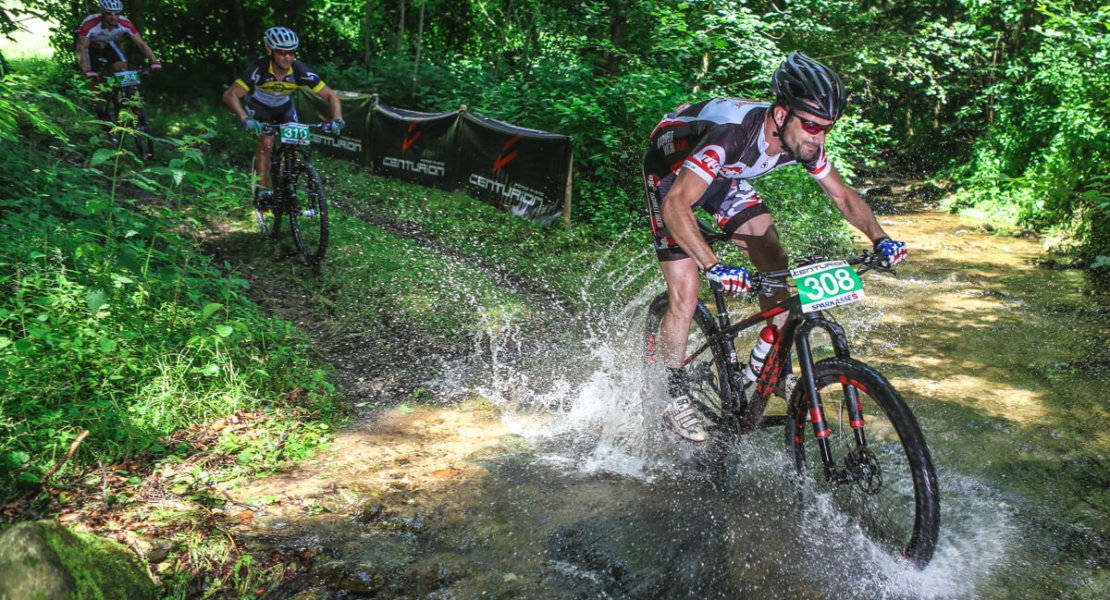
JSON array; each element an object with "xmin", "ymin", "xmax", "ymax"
[{"xmin": 744, "ymin": 325, "xmax": 779, "ymax": 383}]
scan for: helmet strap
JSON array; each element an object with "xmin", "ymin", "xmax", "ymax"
[{"xmin": 772, "ymin": 107, "xmax": 793, "ymax": 139}]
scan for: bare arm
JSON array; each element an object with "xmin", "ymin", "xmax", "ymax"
[
  {"xmin": 316, "ymin": 85, "xmax": 342, "ymax": 120},
  {"xmin": 815, "ymin": 164, "xmax": 888, "ymax": 244},
  {"xmin": 76, "ymin": 36, "xmax": 91, "ymax": 72},
  {"xmin": 659, "ymin": 168, "xmax": 719, "ymax": 269},
  {"xmin": 222, "ymin": 82, "xmax": 249, "ymax": 121},
  {"xmin": 130, "ymin": 32, "xmax": 158, "ymax": 65}
]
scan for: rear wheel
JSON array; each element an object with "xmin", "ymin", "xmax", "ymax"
[
  {"xmin": 643, "ymin": 294, "xmax": 735, "ymax": 436},
  {"xmin": 288, "ymin": 161, "xmax": 329, "ymax": 265},
  {"xmin": 786, "ymin": 357, "xmax": 939, "ymax": 567},
  {"xmin": 132, "ymin": 105, "xmax": 154, "ymax": 159}
]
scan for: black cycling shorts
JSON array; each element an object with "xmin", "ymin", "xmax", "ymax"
[
  {"xmin": 644, "ymin": 170, "xmax": 770, "ymax": 262},
  {"xmin": 245, "ymin": 97, "xmax": 298, "ymax": 125}
]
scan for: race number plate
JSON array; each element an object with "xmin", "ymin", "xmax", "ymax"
[
  {"xmin": 792, "ymin": 260, "xmax": 865, "ymax": 313},
  {"xmin": 279, "ymin": 123, "xmax": 311, "ymax": 145},
  {"xmin": 116, "ymin": 71, "xmax": 141, "ymax": 87}
]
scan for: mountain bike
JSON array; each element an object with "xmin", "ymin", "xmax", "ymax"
[
  {"xmin": 642, "ymin": 224, "xmax": 940, "ymax": 567},
  {"xmin": 102, "ymin": 68, "xmax": 154, "ymax": 159},
  {"xmin": 251, "ymin": 122, "xmax": 331, "ymax": 265}
]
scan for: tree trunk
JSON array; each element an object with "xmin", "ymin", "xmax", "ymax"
[
  {"xmin": 397, "ymin": 0, "xmax": 406, "ymax": 55},
  {"xmin": 413, "ymin": 0, "xmax": 424, "ymax": 84}
]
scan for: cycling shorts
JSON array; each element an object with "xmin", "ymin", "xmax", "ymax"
[
  {"xmin": 245, "ymin": 97, "xmax": 298, "ymax": 125},
  {"xmin": 644, "ymin": 170, "xmax": 770, "ymax": 262}
]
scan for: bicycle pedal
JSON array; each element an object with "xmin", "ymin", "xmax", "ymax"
[{"xmin": 299, "ymin": 209, "xmax": 317, "ymax": 217}]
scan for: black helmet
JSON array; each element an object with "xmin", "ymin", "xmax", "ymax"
[{"xmin": 772, "ymin": 52, "xmax": 847, "ymax": 121}]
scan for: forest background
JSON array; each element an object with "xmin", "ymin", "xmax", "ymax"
[
  {"xmin": 14, "ymin": 0, "xmax": 1110, "ymax": 268},
  {"xmin": 1, "ymin": 0, "xmax": 1108, "ymax": 595}
]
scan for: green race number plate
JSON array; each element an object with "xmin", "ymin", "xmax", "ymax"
[
  {"xmin": 792, "ymin": 260, "xmax": 865, "ymax": 313},
  {"xmin": 116, "ymin": 71, "xmax": 141, "ymax": 86},
  {"xmin": 279, "ymin": 122, "xmax": 311, "ymax": 145}
]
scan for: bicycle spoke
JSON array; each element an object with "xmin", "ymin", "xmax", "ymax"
[
  {"xmin": 289, "ymin": 162, "xmax": 329, "ymax": 264},
  {"xmin": 787, "ymin": 358, "xmax": 939, "ymax": 566}
]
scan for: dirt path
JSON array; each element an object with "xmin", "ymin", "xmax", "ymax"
[{"xmin": 215, "ymin": 186, "xmax": 1109, "ymax": 598}]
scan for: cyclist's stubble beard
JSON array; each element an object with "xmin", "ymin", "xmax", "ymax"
[{"xmin": 782, "ymin": 121, "xmax": 823, "ymax": 163}]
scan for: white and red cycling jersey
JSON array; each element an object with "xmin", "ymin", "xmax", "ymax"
[
  {"xmin": 643, "ymin": 98, "xmax": 835, "ymax": 259},
  {"xmin": 77, "ymin": 14, "xmax": 139, "ymax": 49}
]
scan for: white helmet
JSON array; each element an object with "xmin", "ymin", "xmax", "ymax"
[
  {"xmin": 263, "ymin": 27, "xmax": 299, "ymax": 51},
  {"xmin": 99, "ymin": 0, "xmax": 124, "ymax": 12}
]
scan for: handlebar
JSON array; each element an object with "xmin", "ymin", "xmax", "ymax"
[
  {"xmin": 257, "ymin": 122, "xmax": 336, "ymax": 135},
  {"xmin": 745, "ymin": 252, "xmax": 895, "ymax": 298}
]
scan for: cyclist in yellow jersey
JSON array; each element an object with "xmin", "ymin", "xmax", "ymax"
[{"xmin": 222, "ymin": 27, "xmax": 343, "ymax": 204}]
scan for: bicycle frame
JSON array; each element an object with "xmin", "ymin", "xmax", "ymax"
[{"xmin": 696, "ymin": 271, "xmax": 870, "ymax": 483}]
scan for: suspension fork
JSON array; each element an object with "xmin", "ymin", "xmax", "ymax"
[{"xmin": 793, "ymin": 313, "xmax": 869, "ymax": 480}]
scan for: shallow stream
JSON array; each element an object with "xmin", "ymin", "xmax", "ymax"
[{"xmin": 231, "ymin": 200, "xmax": 1109, "ymax": 599}]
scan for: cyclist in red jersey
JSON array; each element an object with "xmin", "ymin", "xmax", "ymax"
[
  {"xmin": 76, "ymin": 1, "xmax": 160, "ymax": 80},
  {"xmin": 222, "ymin": 27, "xmax": 343, "ymax": 205},
  {"xmin": 645, "ymin": 52, "xmax": 908, "ymax": 442},
  {"xmin": 76, "ymin": 0, "xmax": 161, "ymax": 118}
]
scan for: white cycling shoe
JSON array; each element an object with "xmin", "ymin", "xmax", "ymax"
[{"xmin": 662, "ymin": 398, "xmax": 708, "ymax": 442}]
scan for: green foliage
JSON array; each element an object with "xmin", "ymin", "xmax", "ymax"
[
  {"xmin": 943, "ymin": 1, "xmax": 1110, "ymax": 268},
  {"xmin": 0, "ymin": 61, "xmax": 340, "ymax": 503}
]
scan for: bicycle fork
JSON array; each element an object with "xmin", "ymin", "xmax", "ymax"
[{"xmin": 792, "ymin": 314, "xmax": 871, "ymax": 485}]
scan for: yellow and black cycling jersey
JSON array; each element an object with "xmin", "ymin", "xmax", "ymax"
[{"xmin": 234, "ymin": 56, "xmax": 326, "ymax": 108}]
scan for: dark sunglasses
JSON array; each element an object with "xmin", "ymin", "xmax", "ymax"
[
  {"xmin": 272, "ymin": 49, "xmax": 296, "ymax": 57},
  {"xmin": 102, "ymin": 11, "xmax": 121, "ymax": 17},
  {"xmin": 797, "ymin": 117, "xmax": 834, "ymax": 135}
]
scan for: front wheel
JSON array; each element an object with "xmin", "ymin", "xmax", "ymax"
[
  {"xmin": 786, "ymin": 357, "xmax": 939, "ymax": 567},
  {"xmin": 288, "ymin": 161, "xmax": 329, "ymax": 265}
]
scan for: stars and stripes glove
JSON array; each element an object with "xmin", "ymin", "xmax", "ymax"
[
  {"xmin": 874, "ymin": 237, "xmax": 908, "ymax": 267},
  {"xmin": 705, "ymin": 263, "xmax": 751, "ymax": 293}
]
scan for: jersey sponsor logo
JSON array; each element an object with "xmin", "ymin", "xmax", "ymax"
[
  {"xmin": 382, "ymin": 156, "xmax": 446, "ymax": 177},
  {"xmin": 258, "ymin": 81, "xmax": 298, "ymax": 94},
  {"xmin": 686, "ymin": 145, "xmax": 724, "ymax": 179}
]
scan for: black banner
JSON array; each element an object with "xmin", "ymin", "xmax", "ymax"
[
  {"xmin": 455, "ymin": 112, "xmax": 572, "ymax": 225},
  {"xmin": 293, "ymin": 88, "xmax": 374, "ymax": 165},
  {"xmin": 369, "ymin": 104, "xmax": 458, "ymax": 189}
]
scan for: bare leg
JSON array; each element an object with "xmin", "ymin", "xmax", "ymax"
[
  {"xmin": 731, "ymin": 212, "xmax": 790, "ymax": 329},
  {"xmin": 658, "ymin": 257, "xmax": 702, "ymax": 369},
  {"xmin": 254, "ymin": 134, "xmax": 275, "ymax": 188}
]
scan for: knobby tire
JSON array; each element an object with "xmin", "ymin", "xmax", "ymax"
[
  {"xmin": 786, "ymin": 357, "xmax": 939, "ymax": 567},
  {"xmin": 288, "ymin": 161, "xmax": 328, "ymax": 265}
]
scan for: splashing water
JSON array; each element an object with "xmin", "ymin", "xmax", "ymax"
[{"xmin": 424, "ymin": 239, "xmax": 1032, "ymax": 599}]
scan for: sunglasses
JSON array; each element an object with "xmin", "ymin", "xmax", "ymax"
[
  {"xmin": 102, "ymin": 11, "xmax": 121, "ymax": 17},
  {"xmin": 797, "ymin": 116, "xmax": 834, "ymax": 135},
  {"xmin": 273, "ymin": 49, "xmax": 296, "ymax": 57}
]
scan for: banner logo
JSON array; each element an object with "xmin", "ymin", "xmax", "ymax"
[
  {"xmin": 312, "ymin": 133, "xmax": 363, "ymax": 153},
  {"xmin": 383, "ymin": 156, "xmax": 445, "ymax": 177},
  {"xmin": 403, "ymin": 120, "xmax": 423, "ymax": 151},
  {"xmin": 493, "ymin": 133, "xmax": 523, "ymax": 171}
]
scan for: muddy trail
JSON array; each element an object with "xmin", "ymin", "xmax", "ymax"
[{"xmin": 207, "ymin": 178, "xmax": 1109, "ymax": 599}]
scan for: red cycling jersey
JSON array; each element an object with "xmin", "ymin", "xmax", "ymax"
[{"xmin": 76, "ymin": 14, "xmax": 139, "ymax": 49}]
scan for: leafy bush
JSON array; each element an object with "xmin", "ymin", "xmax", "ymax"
[{"xmin": 0, "ymin": 65, "xmax": 338, "ymax": 502}]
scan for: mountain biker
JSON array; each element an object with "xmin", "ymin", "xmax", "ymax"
[
  {"xmin": 222, "ymin": 27, "xmax": 344, "ymax": 205},
  {"xmin": 644, "ymin": 52, "xmax": 908, "ymax": 442},
  {"xmin": 76, "ymin": 0, "xmax": 161, "ymax": 117}
]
